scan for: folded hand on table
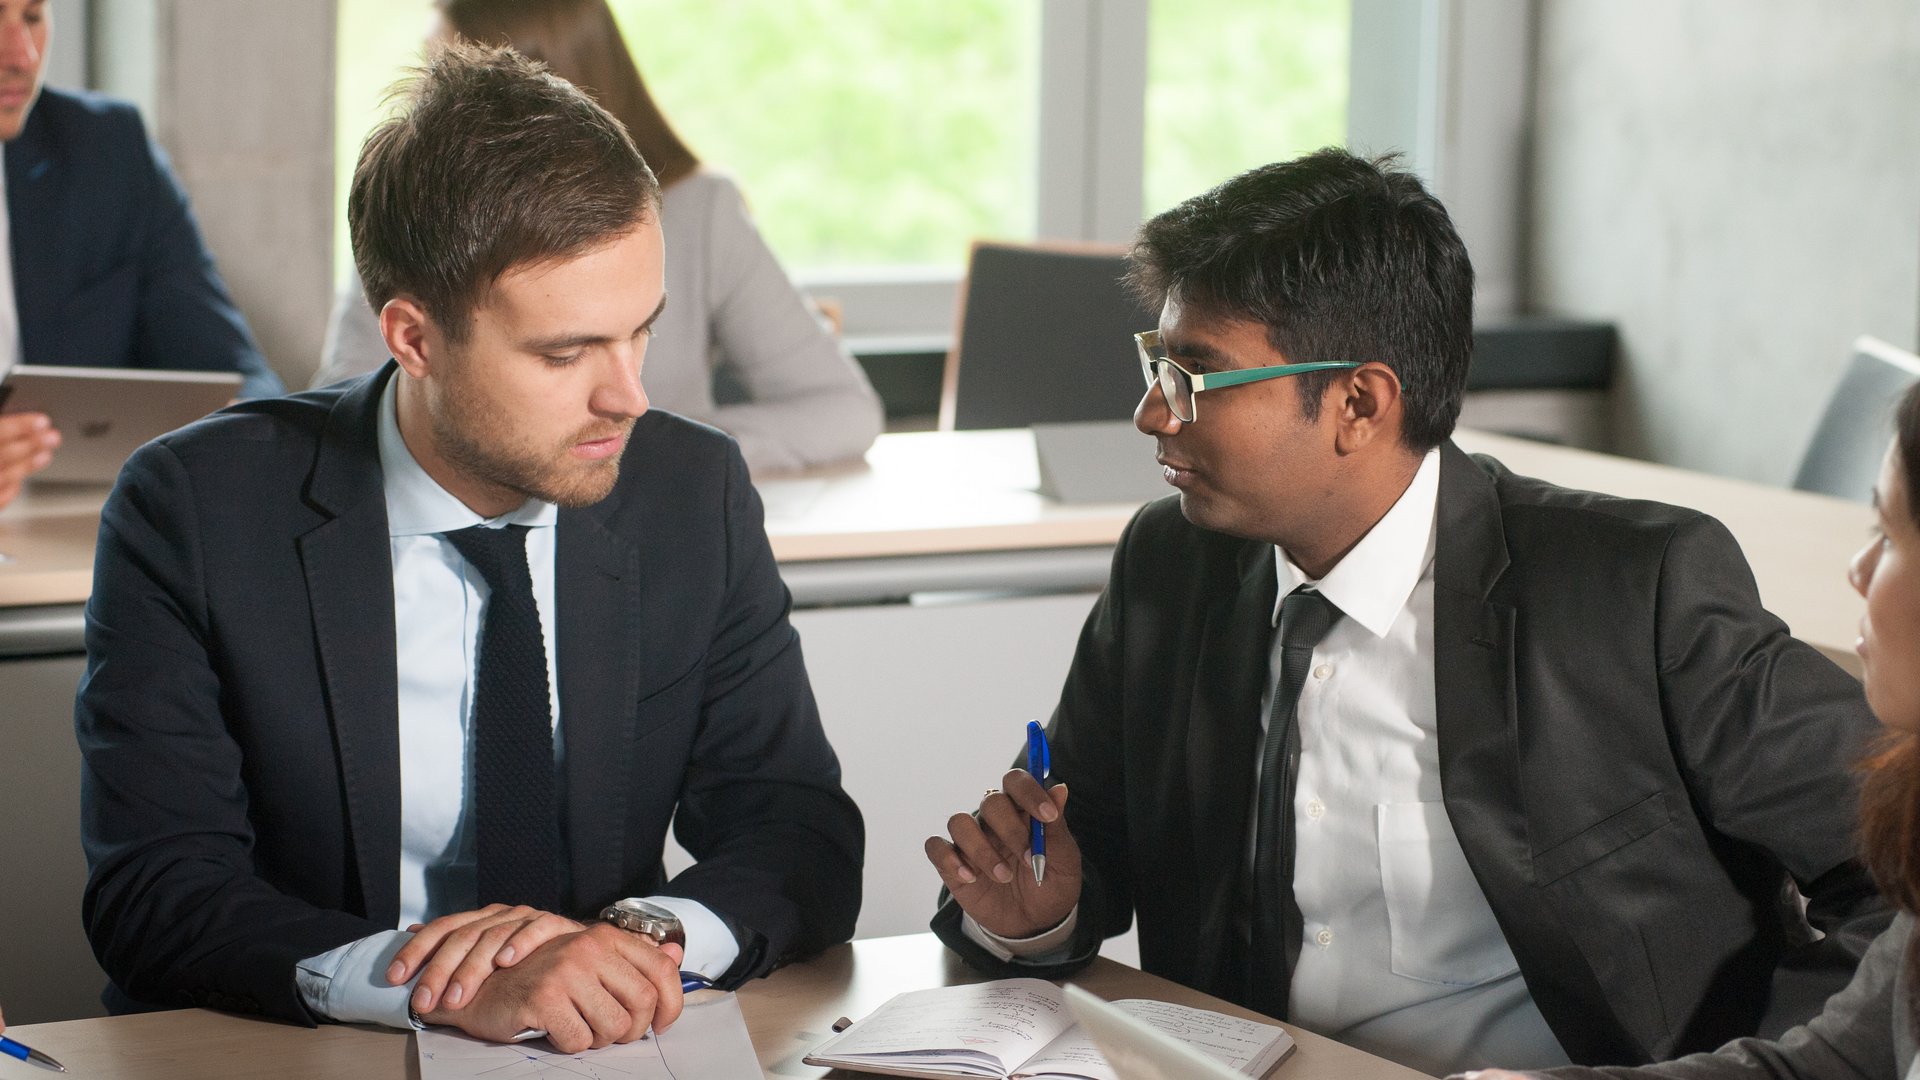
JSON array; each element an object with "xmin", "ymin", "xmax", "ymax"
[{"xmin": 385, "ymin": 904, "xmax": 688, "ymax": 1054}]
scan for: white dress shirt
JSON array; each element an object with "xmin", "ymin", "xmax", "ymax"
[
  {"xmin": 972, "ymin": 450, "xmax": 1568, "ymax": 1075},
  {"xmin": 293, "ymin": 377, "xmax": 737, "ymax": 1027}
]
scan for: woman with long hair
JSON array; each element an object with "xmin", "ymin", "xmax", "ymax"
[
  {"xmin": 1469, "ymin": 387, "xmax": 1920, "ymax": 1079},
  {"xmin": 314, "ymin": 0, "xmax": 883, "ymax": 474}
]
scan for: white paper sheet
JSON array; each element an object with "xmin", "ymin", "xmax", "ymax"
[{"xmin": 417, "ymin": 991, "xmax": 762, "ymax": 1079}]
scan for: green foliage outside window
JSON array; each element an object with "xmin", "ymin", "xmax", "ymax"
[{"xmin": 333, "ymin": 1, "xmax": 1347, "ymax": 277}]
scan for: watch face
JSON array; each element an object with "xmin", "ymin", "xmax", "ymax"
[
  {"xmin": 603, "ymin": 899, "xmax": 686, "ymax": 947},
  {"xmin": 617, "ymin": 899, "xmax": 680, "ymax": 923}
]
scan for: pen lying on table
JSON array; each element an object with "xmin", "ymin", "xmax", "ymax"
[{"xmin": 0, "ymin": 1034, "xmax": 67, "ymax": 1073}]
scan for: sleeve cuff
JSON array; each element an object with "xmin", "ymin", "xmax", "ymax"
[
  {"xmin": 294, "ymin": 930, "xmax": 420, "ymax": 1030},
  {"xmin": 961, "ymin": 907, "xmax": 1079, "ymax": 963},
  {"xmin": 638, "ymin": 896, "xmax": 741, "ymax": 982}
]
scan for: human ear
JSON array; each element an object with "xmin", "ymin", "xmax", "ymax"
[
  {"xmin": 1331, "ymin": 363, "xmax": 1404, "ymax": 455},
  {"xmin": 381, "ymin": 297, "xmax": 436, "ymax": 379}
]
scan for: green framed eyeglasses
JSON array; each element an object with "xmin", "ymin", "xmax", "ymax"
[{"xmin": 1135, "ymin": 330, "xmax": 1362, "ymax": 423}]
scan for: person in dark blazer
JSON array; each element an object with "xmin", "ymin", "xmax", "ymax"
[
  {"xmin": 925, "ymin": 150, "xmax": 1886, "ymax": 1076},
  {"xmin": 0, "ymin": 0, "xmax": 280, "ymax": 508},
  {"xmin": 77, "ymin": 43, "xmax": 860, "ymax": 1054}
]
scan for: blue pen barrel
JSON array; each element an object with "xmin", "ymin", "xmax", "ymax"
[{"xmin": 1026, "ymin": 720, "xmax": 1051, "ymax": 883}]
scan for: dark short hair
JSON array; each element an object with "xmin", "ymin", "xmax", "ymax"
[
  {"xmin": 349, "ymin": 40, "xmax": 660, "ymax": 342},
  {"xmin": 1126, "ymin": 149, "xmax": 1474, "ymax": 452}
]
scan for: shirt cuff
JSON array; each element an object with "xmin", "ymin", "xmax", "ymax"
[
  {"xmin": 960, "ymin": 907, "xmax": 1079, "ymax": 963},
  {"xmin": 638, "ymin": 896, "xmax": 740, "ymax": 981},
  {"xmin": 295, "ymin": 930, "xmax": 420, "ymax": 1029}
]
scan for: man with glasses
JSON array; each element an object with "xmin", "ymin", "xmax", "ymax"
[{"xmin": 924, "ymin": 150, "xmax": 1885, "ymax": 1075}]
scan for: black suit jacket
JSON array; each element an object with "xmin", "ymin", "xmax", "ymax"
[
  {"xmin": 78, "ymin": 368, "xmax": 862, "ymax": 1021},
  {"xmin": 4, "ymin": 88, "xmax": 280, "ymax": 397},
  {"xmin": 935, "ymin": 442, "xmax": 1886, "ymax": 1065}
]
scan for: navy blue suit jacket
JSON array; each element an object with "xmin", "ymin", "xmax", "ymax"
[
  {"xmin": 77, "ymin": 368, "xmax": 862, "ymax": 1020},
  {"xmin": 4, "ymin": 88, "xmax": 281, "ymax": 397}
]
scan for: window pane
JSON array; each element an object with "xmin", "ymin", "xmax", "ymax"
[
  {"xmin": 1143, "ymin": 0, "xmax": 1350, "ymax": 214},
  {"xmin": 615, "ymin": 0, "xmax": 1037, "ymax": 270},
  {"xmin": 334, "ymin": 1, "xmax": 1038, "ymax": 278},
  {"xmin": 333, "ymin": 1, "xmax": 432, "ymax": 284}
]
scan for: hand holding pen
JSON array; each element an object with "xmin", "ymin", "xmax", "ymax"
[{"xmin": 924, "ymin": 719, "xmax": 1083, "ymax": 941}]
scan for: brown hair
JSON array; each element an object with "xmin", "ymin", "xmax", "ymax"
[
  {"xmin": 1857, "ymin": 382, "xmax": 1920, "ymax": 1025},
  {"xmin": 349, "ymin": 39, "xmax": 660, "ymax": 341},
  {"xmin": 437, "ymin": 0, "xmax": 700, "ymax": 188}
]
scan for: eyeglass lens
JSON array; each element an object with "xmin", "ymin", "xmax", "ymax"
[{"xmin": 1157, "ymin": 364, "xmax": 1193, "ymax": 421}]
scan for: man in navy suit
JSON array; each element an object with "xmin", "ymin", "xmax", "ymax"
[
  {"xmin": 76, "ymin": 42, "xmax": 861, "ymax": 1052},
  {"xmin": 0, "ymin": 0, "xmax": 280, "ymax": 508}
]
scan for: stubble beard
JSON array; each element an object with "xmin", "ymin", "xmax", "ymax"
[{"xmin": 432, "ymin": 379, "xmax": 633, "ymax": 510}]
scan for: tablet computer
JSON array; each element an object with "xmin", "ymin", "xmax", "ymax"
[{"xmin": 0, "ymin": 364, "xmax": 242, "ymax": 484}]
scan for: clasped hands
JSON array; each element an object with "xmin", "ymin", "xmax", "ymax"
[
  {"xmin": 383, "ymin": 904, "xmax": 686, "ymax": 1054},
  {"xmin": 924, "ymin": 767, "xmax": 1083, "ymax": 940}
]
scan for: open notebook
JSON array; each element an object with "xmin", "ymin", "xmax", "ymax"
[{"xmin": 803, "ymin": 978, "xmax": 1295, "ymax": 1080}]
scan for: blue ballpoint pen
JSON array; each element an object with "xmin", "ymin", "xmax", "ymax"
[
  {"xmin": 0, "ymin": 1034, "xmax": 67, "ymax": 1073},
  {"xmin": 1027, "ymin": 720, "xmax": 1051, "ymax": 884}
]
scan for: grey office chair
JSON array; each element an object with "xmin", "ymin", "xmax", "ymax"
[
  {"xmin": 940, "ymin": 241, "xmax": 1160, "ymax": 430},
  {"xmin": 1792, "ymin": 335, "xmax": 1920, "ymax": 502}
]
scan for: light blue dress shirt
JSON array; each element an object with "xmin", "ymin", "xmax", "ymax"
[{"xmin": 293, "ymin": 377, "xmax": 737, "ymax": 1028}]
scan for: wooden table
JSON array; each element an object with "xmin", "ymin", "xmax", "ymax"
[{"xmin": 0, "ymin": 934, "xmax": 1431, "ymax": 1080}]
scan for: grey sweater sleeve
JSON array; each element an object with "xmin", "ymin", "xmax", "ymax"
[{"xmin": 693, "ymin": 175, "xmax": 883, "ymax": 474}]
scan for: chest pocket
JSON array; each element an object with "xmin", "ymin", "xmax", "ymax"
[{"xmin": 1377, "ymin": 801, "xmax": 1522, "ymax": 987}]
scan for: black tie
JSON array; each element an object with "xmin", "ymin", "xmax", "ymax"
[
  {"xmin": 1249, "ymin": 588, "xmax": 1341, "ymax": 1019},
  {"xmin": 442, "ymin": 524, "xmax": 560, "ymax": 912}
]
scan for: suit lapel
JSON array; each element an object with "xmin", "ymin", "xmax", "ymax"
[
  {"xmin": 555, "ymin": 498, "xmax": 640, "ymax": 910},
  {"xmin": 1185, "ymin": 541, "xmax": 1277, "ymax": 956},
  {"xmin": 1433, "ymin": 441, "xmax": 1621, "ymax": 1058},
  {"xmin": 1433, "ymin": 441, "xmax": 1520, "ymax": 852},
  {"xmin": 297, "ymin": 372, "xmax": 403, "ymax": 925}
]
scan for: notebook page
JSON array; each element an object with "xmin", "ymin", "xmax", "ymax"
[
  {"xmin": 1014, "ymin": 998, "xmax": 1291, "ymax": 1080},
  {"xmin": 807, "ymin": 979, "xmax": 1077, "ymax": 1075}
]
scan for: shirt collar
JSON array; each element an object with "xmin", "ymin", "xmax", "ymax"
[
  {"xmin": 376, "ymin": 376, "xmax": 558, "ymax": 537},
  {"xmin": 1273, "ymin": 448, "xmax": 1440, "ymax": 638}
]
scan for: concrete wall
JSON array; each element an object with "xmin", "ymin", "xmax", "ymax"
[
  {"xmin": 1528, "ymin": 1, "xmax": 1920, "ymax": 484},
  {"xmin": 92, "ymin": 0, "xmax": 336, "ymax": 391}
]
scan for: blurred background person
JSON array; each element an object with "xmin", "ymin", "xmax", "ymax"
[
  {"xmin": 312, "ymin": 0, "xmax": 883, "ymax": 475},
  {"xmin": 0, "ymin": 0, "xmax": 281, "ymax": 510}
]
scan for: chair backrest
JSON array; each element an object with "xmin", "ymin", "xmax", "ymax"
[
  {"xmin": 940, "ymin": 241, "xmax": 1160, "ymax": 430},
  {"xmin": 1793, "ymin": 335, "xmax": 1920, "ymax": 502}
]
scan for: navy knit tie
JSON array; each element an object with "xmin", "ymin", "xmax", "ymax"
[
  {"xmin": 442, "ymin": 524, "xmax": 559, "ymax": 912},
  {"xmin": 1249, "ymin": 587, "xmax": 1341, "ymax": 1019}
]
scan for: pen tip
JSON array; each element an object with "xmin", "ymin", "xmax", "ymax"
[{"xmin": 1032, "ymin": 854, "xmax": 1046, "ymax": 884}]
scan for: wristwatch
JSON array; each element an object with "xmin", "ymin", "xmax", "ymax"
[{"xmin": 599, "ymin": 898, "xmax": 686, "ymax": 948}]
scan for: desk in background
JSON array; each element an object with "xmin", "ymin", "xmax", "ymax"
[
  {"xmin": 0, "ymin": 933, "xmax": 1432, "ymax": 1080},
  {"xmin": 0, "ymin": 428, "xmax": 1872, "ymax": 1023}
]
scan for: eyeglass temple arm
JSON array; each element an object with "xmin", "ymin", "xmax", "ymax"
[{"xmin": 1191, "ymin": 361, "xmax": 1364, "ymax": 391}]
